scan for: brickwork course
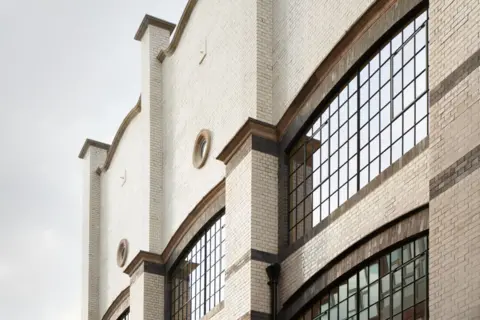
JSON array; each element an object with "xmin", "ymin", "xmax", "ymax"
[{"xmin": 79, "ymin": 0, "xmax": 480, "ymax": 319}]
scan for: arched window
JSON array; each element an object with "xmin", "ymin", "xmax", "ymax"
[
  {"xmin": 297, "ymin": 235, "xmax": 428, "ymax": 320},
  {"xmin": 170, "ymin": 214, "xmax": 226, "ymax": 320},
  {"xmin": 288, "ymin": 10, "xmax": 429, "ymax": 243}
]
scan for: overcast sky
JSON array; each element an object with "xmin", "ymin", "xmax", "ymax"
[{"xmin": 0, "ymin": 0, "xmax": 186, "ymax": 318}]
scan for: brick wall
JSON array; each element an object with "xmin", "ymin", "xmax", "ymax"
[
  {"xmin": 82, "ymin": 146, "xmax": 107, "ymax": 320},
  {"xmin": 429, "ymin": 0, "xmax": 480, "ymax": 318},
  {"xmin": 280, "ymin": 147, "xmax": 430, "ymax": 305}
]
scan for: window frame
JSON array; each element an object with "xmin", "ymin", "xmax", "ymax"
[
  {"xmin": 287, "ymin": 9, "xmax": 429, "ymax": 244},
  {"xmin": 169, "ymin": 212, "xmax": 226, "ymax": 320},
  {"xmin": 295, "ymin": 234, "xmax": 429, "ymax": 320}
]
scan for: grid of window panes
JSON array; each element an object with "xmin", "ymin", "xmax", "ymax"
[
  {"xmin": 171, "ymin": 215, "xmax": 226, "ymax": 320},
  {"xmin": 297, "ymin": 236, "xmax": 428, "ymax": 320},
  {"xmin": 288, "ymin": 11, "xmax": 428, "ymax": 243},
  {"xmin": 118, "ymin": 309, "xmax": 129, "ymax": 320}
]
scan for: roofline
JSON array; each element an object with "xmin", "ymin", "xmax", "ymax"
[
  {"xmin": 157, "ymin": 0, "xmax": 198, "ymax": 62},
  {"xmin": 78, "ymin": 139, "xmax": 110, "ymax": 159},
  {"xmin": 78, "ymin": 96, "xmax": 141, "ymax": 173}
]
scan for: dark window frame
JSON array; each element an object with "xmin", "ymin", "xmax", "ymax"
[
  {"xmin": 287, "ymin": 9, "xmax": 429, "ymax": 244},
  {"xmin": 169, "ymin": 212, "xmax": 226, "ymax": 320},
  {"xmin": 295, "ymin": 235, "xmax": 429, "ymax": 320}
]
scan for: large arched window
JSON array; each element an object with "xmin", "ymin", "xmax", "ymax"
[
  {"xmin": 297, "ymin": 235, "xmax": 428, "ymax": 320},
  {"xmin": 170, "ymin": 214, "xmax": 226, "ymax": 320},
  {"xmin": 288, "ymin": 10, "xmax": 429, "ymax": 243}
]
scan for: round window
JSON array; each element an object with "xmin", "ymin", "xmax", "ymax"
[
  {"xmin": 116, "ymin": 239, "xmax": 129, "ymax": 268},
  {"xmin": 193, "ymin": 129, "xmax": 211, "ymax": 169}
]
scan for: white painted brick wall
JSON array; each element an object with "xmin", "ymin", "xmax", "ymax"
[
  {"xmin": 82, "ymin": 147, "xmax": 107, "ymax": 320},
  {"xmin": 161, "ymin": 0, "xmax": 258, "ymax": 247}
]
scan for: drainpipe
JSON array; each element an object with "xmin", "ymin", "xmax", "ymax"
[{"xmin": 266, "ymin": 263, "xmax": 281, "ymax": 320}]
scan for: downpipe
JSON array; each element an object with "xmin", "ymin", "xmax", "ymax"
[{"xmin": 266, "ymin": 263, "xmax": 281, "ymax": 320}]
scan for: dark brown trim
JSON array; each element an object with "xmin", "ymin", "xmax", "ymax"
[
  {"xmin": 101, "ymin": 286, "xmax": 129, "ymax": 320},
  {"xmin": 430, "ymin": 46, "xmax": 480, "ymax": 106},
  {"xmin": 279, "ymin": 205, "xmax": 429, "ymax": 320},
  {"xmin": 157, "ymin": 0, "xmax": 198, "ymax": 62},
  {"xmin": 78, "ymin": 138, "xmax": 110, "ymax": 159},
  {"xmin": 134, "ymin": 14, "xmax": 176, "ymax": 41},
  {"xmin": 144, "ymin": 260, "xmax": 166, "ymax": 276},
  {"xmin": 252, "ymin": 135, "xmax": 279, "ymax": 158},
  {"xmin": 123, "ymin": 250, "xmax": 164, "ymax": 277},
  {"xmin": 238, "ymin": 310, "xmax": 271, "ymax": 320},
  {"xmin": 279, "ymin": 137, "xmax": 429, "ymax": 261},
  {"xmin": 251, "ymin": 249, "xmax": 278, "ymax": 264},
  {"xmin": 102, "ymin": 97, "xmax": 141, "ymax": 171},
  {"xmin": 217, "ymin": 117, "xmax": 277, "ymax": 165},
  {"xmin": 225, "ymin": 249, "xmax": 279, "ymax": 280},
  {"xmin": 430, "ymin": 142, "xmax": 480, "ymax": 200}
]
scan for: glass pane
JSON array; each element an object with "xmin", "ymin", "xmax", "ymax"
[
  {"xmin": 360, "ymin": 146, "xmax": 369, "ymax": 169},
  {"xmin": 393, "ymin": 269, "xmax": 402, "ymax": 291},
  {"xmin": 403, "ymin": 38, "xmax": 414, "ymax": 63},
  {"xmin": 392, "ymin": 117, "xmax": 402, "ymax": 142},
  {"xmin": 360, "ymin": 64, "xmax": 369, "ymax": 84},
  {"xmin": 370, "ymin": 53, "xmax": 380, "ymax": 73},
  {"xmin": 403, "ymin": 82, "xmax": 415, "ymax": 109},
  {"xmin": 360, "ymin": 267, "xmax": 369, "ymax": 288},
  {"xmin": 370, "ymin": 263, "xmax": 379, "ymax": 283},
  {"xmin": 360, "ymin": 287, "xmax": 369, "ymax": 310},
  {"xmin": 416, "ymin": 72, "xmax": 427, "ymax": 97},
  {"xmin": 370, "ymin": 71, "xmax": 380, "ymax": 96},
  {"xmin": 329, "ymin": 306, "xmax": 338, "ymax": 320},
  {"xmin": 393, "ymin": 290, "xmax": 402, "ymax": 315},
  {"xmin": 416, "ymin": 94, "xmax": 428, "ymax": 121},
  {"xmin": 404, "ymin": 129, "xmax": 414, "ymax": 153},
  {"xmin": 348, "ymin": 274, "xmax": 357, "ymax": 296},
  {"xmin": 403, "ymin": 21, "xmax": 415, "ymax": 40},
  {"xmin": 415, "ymin": 277, "xmax": 427, "ymax": 303},
  {"xmin": 349, "ymin": 156, "xmax": 357, "ymax": 179},
  {"xmin": 381, "ymin": 43, "xmax": 391, "ymax": 64},
  {"xmin": 393, "ymin": 50, "xmax": 402, "ymax": 73},
  {"xmin": 381, "ymin": 82, "xmax": 391, "ymax": 107},
  {"xmin": 403, "ymin": 262, "xmax": 414, "ymax": 285},
  {"xmin": 339, "ymin": 282, "xmax": 348, "ymax": 301},
  {"xmin": 360, "ymin": 105, "xmax": 369, "ymax": 126},
  {"xmin": 380, "ymin": 275, "xmax": 390, "ymax": 299},
  {"xmin": 370, "ymin": 137, "xmax": 379, "ymax": 160},
  {"xmin": 393, "ymin": 70, "xmax": 403, "ymax": 96},
  {"xmin": 348, "ymin": 296, "xmax": 357, "ymax": 316},
  {"xmin": 369, "ymin": 304, "xmax": 379, "ymax": 320},
  {"xmin": 360, "ymin": 168, "xmax": 369, "ymax": 189},
  {"xmin": 370, "ymin": 158, "xmax": 379, "ymax": 181},
  {"xmin": 381, "ymin": 149, "xmax": 391, "ymax": 171},
  {"xmin": 381, "ymin": 104, "xmax": 391, "ymax": 130},
  {"xmin": 380, "ymin": 298, "xmax": 391, "ymax": 320},
  {"xmin": 403, "ymin": 242, "xmax": 415, "ymax": 262},
  {"xmin": 340, "ymin": 86, "xmax": 348, "ymax": 105},
  {"xmin": 391, "ymin": 249, "xmax": 402, "ymax": 270},
  {"xmin": 369, "ymin": 282, "xmax": 379, "ymax": 305},
  {"xmin": 340, "ymin": 124, "xmax": 348, "ymax": 146},
  {"xmin": 381, "ymin": 126, "xmax": 391, "ymax": 152},
  {"xmin": 392, "ymin": 32, "xmax": 402, "ymax": 52},
  {"xmin": 339, "ymin": 301, "xmax": 348, "ymax": 320},
  {"xmin": 340, "ymin": 104, "xmax": 349, "ymax": 126},
  {"xmin": 415, "ymin": 237, "xmax": 428, "ymax": 256},
  {"xmin": 349, "ymin": 114, "xmax": 358, "ymax": 137},
  {"xmin": 350, "ymin": 95, "xmax": 358, "ymax": 116},
  {"xmin": 416, "ymin": 48, "xmax": 427, "ymax": 76},
  {"xmin": 361, "ymin": 83, "xmax": 369, "ymax": 106},
  {"xmin": 403, "ymin": 59, "xmax": 414, "ymax": 86},
  {"xmin": 415, "ymin": 118, "xmax": 428, "ymax": 143},
  {"xmin": 381, "ymin": 61, "xmax": 391, "ymax": 85},
  {"xmin": 349, "ymin": 76, "xmax": 358, "ymax": 95},
  {"xmin": 371, "ymin": 115, "xmax": 380, "ymax": 137},
  {"xmin": 370, "ymin": 93, "xmax": 380, "ymax": 117},
  {"xmin": 403, "ymin": 284, "xmax": 414, "ymax": 310},
  {"xmin": 361, "ymin": 125, "xmax": 369, "ymax": 148}
]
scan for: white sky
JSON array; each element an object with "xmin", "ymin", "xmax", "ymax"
[{"xmin": 0, "ymin": 0, "xmax": 186, "ymax": 319}]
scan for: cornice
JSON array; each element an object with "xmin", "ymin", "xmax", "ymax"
[
  {"xmin": 216, "ymin": 118, "xmax": 277, "ymax": 165},
  {"xmin": 134, "ymin": 14, "xmax": 176, "ymax": 41},
  {"xmin": 157, "ymin": 0, "xmax": 198, "ymax": 63}
]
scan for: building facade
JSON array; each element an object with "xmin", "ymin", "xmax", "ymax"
[{"xmin": 79, "ymin": 0, "xmax": 480, "ymax": 319}]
